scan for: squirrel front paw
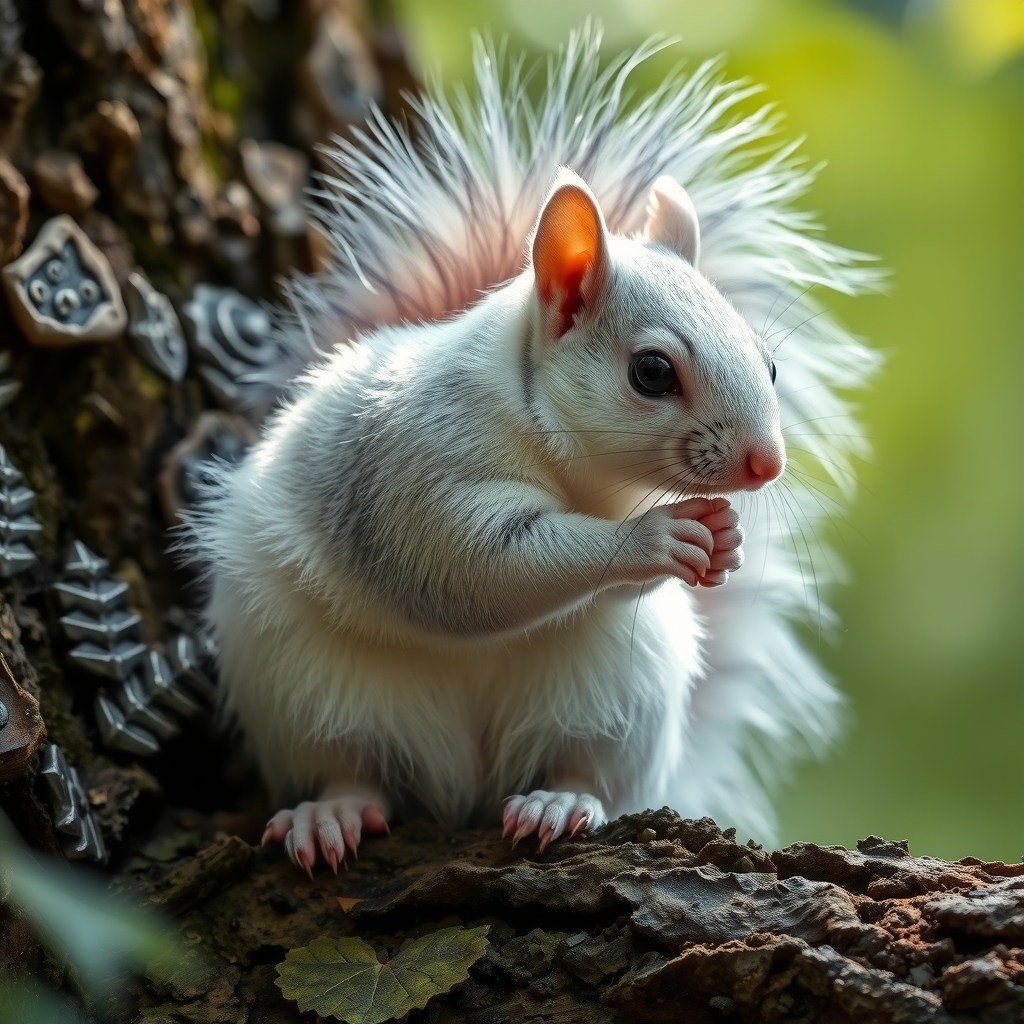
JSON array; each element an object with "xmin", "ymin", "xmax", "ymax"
[
  {"xmin": 262, "ymin": 792, "xmax": 390, "ymax": 876},
  {"xmin": 694, "ymin": 497, "xmax": 744, "ymax": 588},
  {"xmin": 503, "ymin": 790, "xmax": 607, "ymax": 852},
  {"xmin": 625, "ymin": 496, "xmax": 742, "ymax": 587}
]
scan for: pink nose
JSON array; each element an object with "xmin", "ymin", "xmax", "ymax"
[{"xmin": 745, "ymin": 448, "xmax": 785, "ymax": 486}]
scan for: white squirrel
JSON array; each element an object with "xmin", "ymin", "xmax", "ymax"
[{"xmin": 187, "ymin": 28, "xmax": 880, "ymax": 874}]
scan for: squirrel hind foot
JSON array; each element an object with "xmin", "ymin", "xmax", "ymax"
[
  {"xmin": 263, "ymin": 793, "xmax": 390, "ymax": 875},
  {"xmin": 503, "ymin": 790, "xmax": 606, "ymax": 852}
]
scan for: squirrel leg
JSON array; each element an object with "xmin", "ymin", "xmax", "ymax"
[
  {"xmin": 502, "ymin": 783, "xmax": 608, "ymax": 853},
  {"xmin": 261, "ymin": 783, "xmax": 390, "ymax": 876}
]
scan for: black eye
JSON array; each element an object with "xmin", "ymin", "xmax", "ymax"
[
  {"xmin": 770, "ymin": 360, "xmax": 777, "ymax": 385},
  {"xmin": 629, "ymin": 351, "xmax": 679, "ymax": 397}
]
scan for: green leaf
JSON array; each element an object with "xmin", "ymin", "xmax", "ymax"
[{"xmin": 274, "ymin": 925, "xmax": 490, "ymax": 1024}]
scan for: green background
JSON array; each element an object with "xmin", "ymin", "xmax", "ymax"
[{"xmin": 393, "ymin": 0, "xmax": 1024, "ymax": 861}]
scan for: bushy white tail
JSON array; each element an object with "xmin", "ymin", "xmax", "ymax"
[{"xmin": 259, "ymin": 25, "xmax": 882, "ymax": 841}]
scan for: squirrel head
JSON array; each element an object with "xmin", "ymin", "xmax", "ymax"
[{"xmin": 528, "ymin": 168, "xmax": 785, "ymax": 502}]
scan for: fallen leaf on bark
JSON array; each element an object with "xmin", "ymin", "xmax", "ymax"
[{"xmin": 274, "ymin": 924, "xmax": 490, "ymax": 1023}]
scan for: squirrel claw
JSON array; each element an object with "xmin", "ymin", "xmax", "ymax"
[
  {"xmin": 323, "ymin": 845, "xmax": 341, "ymax": 874},
  {"xmin": 268, "ymin": 795, "xmax": 390, "ymax": 874},
  {"xmin": 502, "ymin": 796, "xmax": 526, "ymax": 839},
  {"xmin": 569, "ymin": 814, "xmax": 590, "ymax": 837},
  {"xmin": 537, "ymin": 826, "xmax": 555, "ymax": 853},
  {"xmin": 289, "ymin": 840, "xmax": 315, "ymax": 880},
  {"xmin": 503, "ymin": 790, "xmax": 606, "ymax": 850}
]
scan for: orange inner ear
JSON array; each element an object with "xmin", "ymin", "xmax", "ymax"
[
  {"xmin": 533, "ymin": 187, "xmax": 602, "ymax": 338},
  {"xmin": 555, "ymin": 249, "xmax": 592, "ymax": 327}
]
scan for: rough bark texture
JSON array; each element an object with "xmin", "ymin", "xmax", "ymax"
[
  {"xmin": 0, "ymin": 1, "xmax": 1023, "ymax": 1022},
  {"xmin": 102, "ymin": 810, "xmax": 1024, "ymax": 1023}
]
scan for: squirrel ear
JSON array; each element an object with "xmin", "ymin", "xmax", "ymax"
[
  {"xmin": 531, "ymin": 169, "xmax": 609, "ymax": 340},
  {"xmin": 642, "ymin": 176, "xmax": 701, "ymax": 266}
]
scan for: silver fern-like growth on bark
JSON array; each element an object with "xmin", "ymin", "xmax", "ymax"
[
  {"xmin": 0, "ymin": 443, "xmax": 41, "ymax": 576},
  {"xmin": 53, "ymin": 541, "xmax": 214, "ymax": 758}
]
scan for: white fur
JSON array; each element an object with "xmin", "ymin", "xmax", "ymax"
[{"xmin": 187, "ymin": 27, "xmax": 881, "ymax": 843}]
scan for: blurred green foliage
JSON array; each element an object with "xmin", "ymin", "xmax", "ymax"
[
  {"xmin": 0, "ymin": 812, "xmax": 177, "ymax": 1023},
  {"xmin": 393, "ymin": 0, "xmax": 1024, "ymax": 860}
]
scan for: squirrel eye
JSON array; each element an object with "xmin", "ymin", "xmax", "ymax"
[
  {"xmin": 770, "ymin": 360, "xmax": 777, "ymax": 385},
  {"xmin": 629, "ymin": 351, "xmax": 679, "ymax": 397}
]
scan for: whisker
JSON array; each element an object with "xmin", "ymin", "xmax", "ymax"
[
  {"xmin": 759, "ymin": 283, "xmax": 788, "ymax": 337},
  {"xmin": 520, "ymin": 447, "xmax": 676, "ymax": 473},
  {"xmin": 623, "ymin": 466, "xmax": 720, "ymax": 669},
  {"xmin": 629, "ymin": 582, "xmax": 648, "ymax": 670},
  {"xmin": 777, "ymin": 381, "xmax": 846, "ymax": 400},
  {"xmin": 785, "ymin": 455, "xmax": 882, "ymax": 504},
  {"xmin": 781, "ymin": 412, "xmax": 864, "ymax": 431},
  {"xmin": 573, "ymin": 458, "xmax": 680, "ymax": 505},
  {"xmin": 771, "ymin": 484, "xmax": 824, "ymax": 637},
  {"xmin": 783, "ymin": 446, "xmax": 858, "ymax": 482},
  {"xmin": 594, "ymin": 465, "xmax": 700, "ymax": 595},
  {"xmin": 751, "ymin": 487, "xmax": 776, "ymax": 605},
  {"xmin": 767, "ymin": 309, "xmax": 829, "ymax": 353},
  {"xmin": 783, "ymin": 431, "xmax": 869, "ymax": 440},
  {"xmin": 761, "ymin": 283, "xmax": 814, "ymax": 341},
  {"xmin": 780, "ymin": 474, "xmax": 862, "ymax": 551},
  {"xmin": 525, "ymin": 428, "xmax": 669, "ymax": 438}
]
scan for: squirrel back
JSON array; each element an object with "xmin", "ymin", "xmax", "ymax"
[{"xmin": 230, "ymin": 27, "xmax": 882, "ymax": 840}]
